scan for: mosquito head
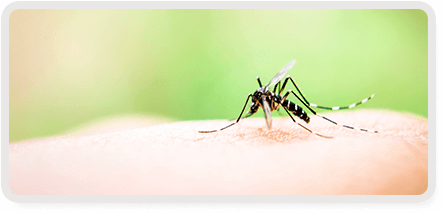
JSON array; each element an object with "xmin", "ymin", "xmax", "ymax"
[{"xmin": 253, "ymin": 87, "xmax": 267, "ymax": 100}]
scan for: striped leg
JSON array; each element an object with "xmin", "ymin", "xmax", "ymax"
[
  {"xmin": 279, "ymin": 76, "xmax": 311, "ymax": 105},
  {"xmin": 274, "ymin": 90, "xmax": 310, "ymax": 123},
  {"xmin": 228, "ymin": 110, "xmax": 255, "ymax": 121},
  {"xmin": 242, "ymin": 102, "xmax": 260, "ymax": 120},
  {"xmin": 277, "ymin": 77, "xmax": 379, "ymax": 133},
  {"xmin": 314, "ymin": 113, "xmax": 379, "ymax": 133},
  {"xmin": 273, "ymin": 81, "xmax": 282, "ymax": 94},
  {"xmin": 281, "ymin": 105, "xmax": 332, "ymax": 139},
  {"xmin": 274, "ymin": 82, "xmax": 282, "ymax": 111},
  {"xmin": 199, "ymin": 94, "xmax": 253, "ymax": 133},
  {"xmin": 273, "ymin": 81, "xmax": 279, "ymax": 93},
  {"xmin": 280, "ymin": 76, "xmax": 374, "ymax": 111},
  {"xmin": 229, "ymin": 102, "xmax": 259, "ymax": 121},
  {"xmin": 275, "ymin": 90, "xmax": 316, "ymax": 118},
  {"xmin": 284, "ymin": 76, "xmax": 375, "ymax": 111},
  {"xmin": 309, "ymin": 94, "xmax": 375, "ymax": 111},
  {"xmin": 284, "ymin": 90, "xmax": 379, "ymax": 134}
]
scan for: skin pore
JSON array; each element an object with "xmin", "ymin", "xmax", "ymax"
[{"xmin": 9, "ymin": 110, "xmax": 428, "ymax": 195}]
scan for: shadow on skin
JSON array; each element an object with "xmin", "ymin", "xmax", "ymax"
[{"xmin": 9, "ymin": 110, "xmax": 428, "ymax": 195}]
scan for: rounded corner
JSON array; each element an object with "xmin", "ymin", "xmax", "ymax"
[
  {"xmin": 2, "ymin": 180, "xmax": 22, "ymax": 203},
  {"xmin": 414, "ymin": 1, "xmax": 435, "ymax": 21},
  {"xmin": 414, "ymin": 181, "xmax": 435, "ymax": 203},
  {"xmin": 2, "ymin": 2, "xmax": 22, "ymax": 21}
]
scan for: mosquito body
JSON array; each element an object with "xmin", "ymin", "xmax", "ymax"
[{"xmin": 199, "ymin": 60, "xmax": 378, "ymax": 138}]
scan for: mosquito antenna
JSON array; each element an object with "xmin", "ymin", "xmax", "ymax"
[{"xmin": 256, "ymin": 76, "xmax": 263, "ymax": 87}]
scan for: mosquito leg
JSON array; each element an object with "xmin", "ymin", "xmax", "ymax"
[
  {"xmin": 275, "ymin": 77, "xmax": 293, "ymax": 112},
  {"xmin": 285, "ymin": 77, "xmax": 374, "ymax": 110},
  {"xmin": 284, "ymin": 76, "xmax": 311, "ymax": 105},
  {"xmin": 273, "ymin": 82, "xmax": 280, "ymax": 93},
  {"xmin": 286, "ymin": 90, "xmax": 317, "ymax": 115},
  {"xmin": 199, "ymin": 94, "xmax": 253, "ymax": 133},
  {"xmin": 274, "ymin": 89, "xmax": 309, "ymax": 117},
  {"xmin": 228, "ymin": 113, "xmax": 252, "ymax": 121},
  {"xmin": 281, "ymin": 105, "xmax": 333, "ymax": 139},
  {"xmin": 278, "ymin": 81, "xmax": 281, "ymax": 94},
  {"xmin": 277, "ymin": 75, "xmax": 307, "ymax": 109},
  {"xmin": 274, "ymin": 82, "xmax": 282, "ymax": 111},
  {"xmin": 276, "ymin": 90, "xmax": 311, "ymax": 123},
  {"xmin": 274, "ymin": 89, "xmax": 291, "ymax": 111},
  {"xmin": 282, "ymin": 77, "xmax": 378, "ymax": 133},
  {"xmin": 309, "ymin": 94, "xmax": 376, "ymax": 111},
  {"xmin": 278, "ymin": 76, "xmax": 290, "ymax": 96},
  {"xmin": 286, "ymin": 90, "xmax": 379, "ymax": 133},
  {"xmin": 271, "ymin": 82, "xmax": 279, "ymax": 111},
  {"xmin": 228, "ymin": 103, "xmax": 258, "ymax": 121}
]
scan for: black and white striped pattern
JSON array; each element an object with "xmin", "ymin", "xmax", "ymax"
[
  {"xmin": 309, "ymin": 94, "xmax": 375, "ymax": 111},
  {"xmin": 199, "ymin": 61, "xmax": 380, "ymax": 138},
  {"xmin": 281, "ymin": 99, "xmax": 310, "ymax": 123},
  {"xmin": 279, "ymin": 76, "xmax": 379, "ymax": 133},
  {"xmin": 315, "ymin": 113, "xmax": 379, "ymax": 133}
]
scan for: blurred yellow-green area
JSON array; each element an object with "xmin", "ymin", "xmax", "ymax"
[{"xmin": 9, "ymin": 9, "xmax": 428, "ymax": 143}]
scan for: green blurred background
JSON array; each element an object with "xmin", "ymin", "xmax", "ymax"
[{"xmin": 9, "ymin": 9, "xmax": 428, "ymax": 143}]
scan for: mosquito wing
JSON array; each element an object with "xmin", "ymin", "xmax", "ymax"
[
  {"xmin": 265, "ymin": 60, "xmax": 296, "ymax": 88},
  {"xmin": 262, "ymin": 97, "xmax": 272, "ymax": 129}
]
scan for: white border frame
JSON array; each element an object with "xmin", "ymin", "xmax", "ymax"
[{"xmin": 2, "ymin": 1, "xmax": 435, "ymax": 203}]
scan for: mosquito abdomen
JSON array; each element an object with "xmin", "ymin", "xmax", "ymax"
[{"xmin": 283, "ymin": 99, "xmax": 310, "ymax": 123}]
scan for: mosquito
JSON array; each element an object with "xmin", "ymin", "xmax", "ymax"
[{"xmin": 198, "ymin": 60, "xmax": 378, "ymax": 138}]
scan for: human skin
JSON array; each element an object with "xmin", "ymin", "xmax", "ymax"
[{"xmin": 9, "ymin": 110, "xmax": 428, "ymax": 195}]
